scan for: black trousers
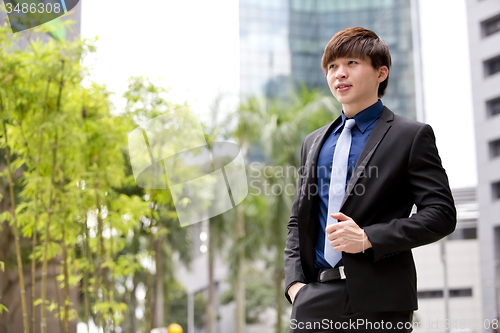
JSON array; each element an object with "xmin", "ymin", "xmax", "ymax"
[{"xmin": 288, "ymin": 279, "xmax": 413, "ymax": 333}]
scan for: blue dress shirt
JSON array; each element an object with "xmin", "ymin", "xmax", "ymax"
[{"xmin": 314, "ymin": 99, "xmax": 384, "ymax": 268}]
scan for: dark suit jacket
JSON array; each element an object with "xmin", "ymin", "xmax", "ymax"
[{"xmin": 284, "ymin": 106, "xmax": 457, "ymax": 313}]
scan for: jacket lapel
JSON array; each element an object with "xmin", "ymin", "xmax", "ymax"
[
  {"xmin": 299, "ymin": 116, "xmax": 342, "ymax": 216},
  {"xmin": 305, "ymin": 117, "xmax": 342, "ymax": 181},
  {"xmin": 341, "ymin": 107, "xmax": 394, "ymax": 207}
]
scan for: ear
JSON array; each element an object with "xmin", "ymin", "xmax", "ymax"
[{"xmin": 377, "ymin": 66, "xmax": 389, "ymax": 83}]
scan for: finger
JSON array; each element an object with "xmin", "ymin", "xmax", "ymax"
[
  {"xmin": 326, "ymin": 220, "xmax": 347, "ymax": 234},
  {"xmin": 327, "ymin": 232, "xmax": 338, "ymax": 241},
  {"xmin": 330, "ymin": 212, "xmax": 350, "ymax": 221},
  {"xmin": 325, "ymin": 223, "xmax": 338, "ymax": 234},
  {"xmin": 331, "ymin": 241, "xmax": 342, "ymax": 251}
]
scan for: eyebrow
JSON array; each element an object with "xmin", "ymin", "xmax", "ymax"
[{"xmin": 329, "ymin": 57, "xmax": 363, "ymax": 64}]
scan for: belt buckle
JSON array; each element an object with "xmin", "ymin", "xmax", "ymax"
[{"xmin": 339, "ymin": 266, "xmax": 346, "ymax": 279}]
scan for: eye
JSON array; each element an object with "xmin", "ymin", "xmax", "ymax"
[
  {"xmin": 348, "ymin": 60, "xmax": 358, "ymax": 64},
  {"xmin": 329, "ymin": 63, "xmax": 337, "ymax": 69}
]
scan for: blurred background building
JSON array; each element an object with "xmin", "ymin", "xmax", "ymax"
[
  {"xmin": 413, "ymin": 188, "xmax": 482, "ymax": 332},
  {"xmin": 466, "ymin": 0, "xmax": 500, "ymax": 327},
  {"xmin": 239, "ymin": 0, "xmax": 420, "ymax": 120}
]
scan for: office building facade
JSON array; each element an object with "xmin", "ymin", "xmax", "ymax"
[
  {"xmin": 413, "ymin": 187, "xmax": 482, "ymax": 332},
  {"xmin": 466, "ymin": 0, "xmax": 500, "ymax": 326},
  {"xmin": 239, "ymin": 0, "xmax": 419, "ymax": 120}
]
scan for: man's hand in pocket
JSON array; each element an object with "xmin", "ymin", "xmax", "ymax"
[{"xmin": 289, "ymin": 282, "xmax": 306, "ymax": 304}]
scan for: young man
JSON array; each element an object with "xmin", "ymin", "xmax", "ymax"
[{"xmin": 284, "ymin": 27, "xmax": 456, "ymax": 332}]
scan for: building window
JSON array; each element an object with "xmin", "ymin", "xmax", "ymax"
[
  {"xmin": 450, "ymin": 288, "xmax": 473, "ymax": 297},
  {"xmin": 487, "ymin": 96, "xmax": 500, "ymax": 117},
  {"xmin": 490, "ymin": 138, "xmax": 500, "ymax": 159},
  {"xmin": 418, "ymin": 290, "xmax": 443, "ymax": 299},
  {"xmin": 484, "ymin": 55, "xmax": 500, "ymax": 76},
  {"xmin": 448, "ymin": 227, "xmax": 477, "ymax": 240},
  {"xmin": 493, "ymin": 181, "xmax": 500, "ymax": 200},
  {"xmin": 482, "ymin": 13, "xmax": 500, "ymax": 37},
  {"xmin": 418, "ymin": 288, "xmax": 473, "ymax": 299}
]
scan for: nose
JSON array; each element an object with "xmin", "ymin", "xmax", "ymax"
[{"xmin": 335, "ymin": 65, "xmax": 348, "ymax": 79}]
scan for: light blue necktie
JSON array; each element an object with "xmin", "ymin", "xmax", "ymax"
[{"xmin": 324, "ymin": 118, "xmax": 356, "ymax": 267}]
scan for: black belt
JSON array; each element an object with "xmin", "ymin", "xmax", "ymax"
[{"xmin": 317, "ymin": 266, "xmax": 346, "ymax": 282}]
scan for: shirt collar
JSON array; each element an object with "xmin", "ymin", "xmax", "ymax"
[{"xmin": 335, "ymin": 99, "xmax": 384, "ymax": 134}]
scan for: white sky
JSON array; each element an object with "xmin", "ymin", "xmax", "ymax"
[
  {"xmin": 80, "ymin": 0, "xmax": 476, "ymax": 191},
  {"xmin": 81, "ymin": 0, "xmax": 240, "ymax": 121},
  {"xmin": 419, "ymin": 0, "xmax": 477, "ymax": 189}
]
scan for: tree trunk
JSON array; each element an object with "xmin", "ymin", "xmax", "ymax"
[
  {"xmin": 31, "ymin": 76, "xmax": 50, "ymax": 333},
  {"xmin": 274, "ymin": 189, "xmax": 286, "ymax": 333},
  {"xmin": 41, "ymin": 60, "xmax": 64, "ymax": 333},
  {"xmin": 31, "ymin": 216, "xmax": 37, "ymax": 333},
  {"xmin": 52, "ymin": 259, "xmax": 64, "ymax": 333},
  {"xmin": 145, "ymin": 195, "xmax": 156, "ymax": 333},
  {"xmin": 82, "ymin": 219, "xmax": 91, "ymax": 333},
  {"xmin": 206, "ymin": 219, "xmax": 216, "ymax": 333},
  {"xmin": 154, "ymin": 231, "xmax": 165, "ymax": 329},
  {"xmin": 130, "ymin": 274, "xmax": 139, "ymax": 333},
  {"xmin": 82, "ymin": 103, "xmax": 92, "ymax": 333},
  {"xmin": 235, "ymin": 205, "xmax": 245, "ymax": 333},
  {"xmin": 62, "ymin": 218, "xmax": 70, "ymax": 333},
  {"xmin": 95, "ymin": 189, "xmax": 109, "ymax": 331},
  {"xmin": 41, "ymin": 129, "xmax": 59, "ymax": 333},
  {"xmin": 274, "ymin": 264, "xmax": 284, "ymax": 333},
  {"xmin": 1, "ymin": 107, "xmax": 30, "ymax": 333},
  {"xmin": 108, "ymin": 218, "xmax": 116, "ymax": 333},
  {"xmin": 5, "ymin": 152, "xmax": 29, "ymax": 333}
]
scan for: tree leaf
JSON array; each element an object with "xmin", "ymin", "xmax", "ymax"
[
  {"xmin": 0, "ymin": 304, "xmax": 9, "ymax": 314},
  {"xmin": 0, "ymin": 211, "xmax": 12, "ymax": 223}
]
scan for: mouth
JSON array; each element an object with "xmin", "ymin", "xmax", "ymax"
[{"xmin": 336, "ymin": 84, "xmax": 352, "ymax": 92}]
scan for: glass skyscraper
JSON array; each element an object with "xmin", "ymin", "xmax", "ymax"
[
  {"xmin": 239, "ymin": 0, "xmax": 417, "ymax": 120},
  {"xmin": 240, "ymin": 0, "xmax": 291, "ymax": 99}
]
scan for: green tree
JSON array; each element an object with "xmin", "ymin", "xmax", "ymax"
[
  {"xmin": 123, "ymin": 76, "xmax": 202, "ymax": 332},
  {"xmin": 0, "ymin": 24, "xmax": 196, "ymax": 333}
]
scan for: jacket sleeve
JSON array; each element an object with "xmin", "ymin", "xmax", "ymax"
[
  {"xmin": 364, "ymin": 124, "xmax": 457, "ymax": 262},
  {"xmin": 284, "ymin": 139, "xmax": 307, "ymax": 304}
]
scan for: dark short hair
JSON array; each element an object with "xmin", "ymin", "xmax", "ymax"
[{"xmin": 321, "ymin": 27, "xmax": 392, "ymax": 98}]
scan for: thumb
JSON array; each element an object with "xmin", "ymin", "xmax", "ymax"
[{"xmin": 330, "ymin": 212, "xmax": 350, "ymax": 221}]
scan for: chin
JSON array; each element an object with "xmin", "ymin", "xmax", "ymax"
[{"xmin": 334, "ymin": 96, "xmax": 350, "ymax": 105}]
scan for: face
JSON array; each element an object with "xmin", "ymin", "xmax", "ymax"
[{"xmin": 326, "ymin": 56, "xmax": 388, "ymax": 116}]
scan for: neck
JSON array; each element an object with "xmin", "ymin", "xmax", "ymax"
[{"xmin": 342, "ymin": 97, "xmax": 379, "ymax": 118}]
